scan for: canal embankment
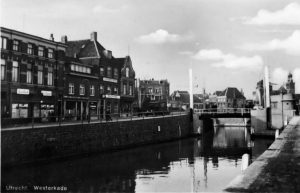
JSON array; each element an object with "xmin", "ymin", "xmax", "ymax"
[
  {"xmin": 224, "ymin": 116, "xmax": 300, "ymax": 192},
  {"xmin": 1, "ymin": 114, "xmax": 192, "ymax": 167}
]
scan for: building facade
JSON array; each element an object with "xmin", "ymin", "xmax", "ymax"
[
  {"xmin": 62, "ymin": 32, "xmax": 135, "ymax": 120},
  {"xmin": 217, "ymin": 87, "xmax": 246, "ymax": 109},
  {"xmin": 137, "ymin": 79, "xmax": 169, "ymax": 111},
  {"xmin": 1, "ymin": 27, "xmax": 66, "ymax": 121}
]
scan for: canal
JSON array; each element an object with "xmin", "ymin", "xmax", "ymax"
[{"xmin": 2, "ymin": 126, "xmax": 273, "ymax": 192}]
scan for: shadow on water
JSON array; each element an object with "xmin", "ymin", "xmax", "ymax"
[{"xmin": 2, "ymin": 123, "xmax": 273, "ymax": 193}]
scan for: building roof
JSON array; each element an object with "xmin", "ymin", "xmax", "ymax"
[
  {"xmin": 66, "ymin": 39, "xmax": 106, "ymax": 58},
  {"xmin": 219, "ymin": 87, "xmax": 246, "ymax": 99},
  {"xmin": 213, "ymin": 91, "xmax": 223, "ymax": 96}
]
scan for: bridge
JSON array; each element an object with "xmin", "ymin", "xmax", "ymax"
[{"xmin": 194, "ymin": 108, "xmax": 251, "ymax": 119}]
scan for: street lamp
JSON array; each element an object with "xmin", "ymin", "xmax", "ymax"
[{"xmin": 281, "ymin": 90, "xmax": 284, "ymax": 129}]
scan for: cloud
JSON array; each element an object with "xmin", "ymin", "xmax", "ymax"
[
  {"xmin": 272, "ymin": 67, "xmax": 289, "ymax": 85},
  {"xmin": 240, "ymin": 30, "xmax": 300, "ymax": 56},
  {"xmin": 294, "ymin": 68, "xmax": 300, "ymax": 93},
  {"xmin": 244, "ymin": 2, "xmax": 300, "ymax": 25},
  {"xmin": 192, "ymin": 49, "xmax": 263, "ymax": 70},
  {"xmin": 136, "ymin": 29, "xmax": 193, "ymax": 44}
]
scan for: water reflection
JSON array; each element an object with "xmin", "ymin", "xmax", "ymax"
[{"xmin": 2, "ymin": 126, "xmax": 273, "ymax": 193}]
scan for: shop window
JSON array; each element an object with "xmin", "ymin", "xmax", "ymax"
[
  {"xmin": 100, "ymin": 67, "xmax": 104, "ymax": 76},
  {"xmin": 13, "ymin": 40, "xmax": 19, "ymax": 51},
  {"xmin": 26, "ymin": 63, "xmax": 32, "ymax": 84},
  {"xmin": 126, "ymin": 67, "xmax": 129, "ymax": 77},
  {"xmin": 1, "ymin": 59, "xmax": 6, "ymax": 80},
  {"xmin": 114, "ymin": 103, "xmax": 118, "ymax": 114},
  {"xmin": 114, "ymin": 86, "xmax": 118, "ymax": 94},
  {"xmin": 99, "ymin": 84, "xmax": 104, "ymax": 94},
  {"xmin": 48, "ymin": 49, "xmax": 54, "ymax": 58},
  {"xmin": 41, "ymin": 104, "xmax": 54, "ymax": 118},
  {"xmin": 69, "ymin": 83, "xmax": 74, "ymax": 94},
  {"xmin": 27, "ymin": 43, "xmax": 33, "ymax": 55},
  {"xmin": 12, "ymin": 103, "xmax": 28, "ymax": 118},
  {"xmin": 47, "ymin": 68, "xmax": 53, "ymax": 86},
  {"xmin": 107, "ymin": 67, "xmax": 112, "ymax": 77},
  {"xmin": 114, "ymin": 68, "xmax": 118, "ymax": 79},
  {"xmin": 38, "ymin": 46, "xmax": 44, "ymax": 57},
  {"xmin": 90, "ymin": 85, "xmax": 95, "ymax": 96},
  {"xmin": 80, "ymin": 84, "xmax": 85, "ymax": 95},
  {"xmin": 1, "ymin": 37, "xmax": 7, "ymax": 49},
  {"xmin": 12, "ymin": 61, "xmax": 19, "ymax": 82},
  {"xmin": 33, "ymin": 104, "xmax": 40, "ymax": 117}
]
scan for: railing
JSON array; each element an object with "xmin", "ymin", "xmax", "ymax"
[
  {"xmin": 194, "ymin": 108, "xmax": 252, "ymax": 115},
  {"xmin": 1, "ymin": 111, "xmax": 189, "ymax": 129}
]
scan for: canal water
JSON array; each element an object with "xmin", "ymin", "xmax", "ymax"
[{"xmin": 2, "ymin": 126, "xmax": 273, "ymax": 193}]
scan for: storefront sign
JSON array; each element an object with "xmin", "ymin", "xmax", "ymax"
[
  {"xmin": 103, "ymin": 77, "xmax": 118, "ymax": 83},
  {"xmin": 41, "ymin": 90, "xmax": 52, "ymax": 96},
  {"xmin": 104, "ymin": 95, "xmax": 120, "ymax": 99},
  {"xmin": 17, "ymin": 89, "xmax": 30, "ymax": 95}
]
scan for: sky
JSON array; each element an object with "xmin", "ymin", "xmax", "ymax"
[{"xmin": 1, "ymin": 0, "xmax": 300, "ymax": 98}]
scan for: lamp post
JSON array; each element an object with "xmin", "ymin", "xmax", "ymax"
[{"xmin": 281, "ymin": 90, "xmax": 284, "ymax": 129}]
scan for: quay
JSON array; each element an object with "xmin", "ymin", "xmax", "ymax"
[{"xmin": 225, "ymin": 116, "xmax": 300, "ymax": 192}]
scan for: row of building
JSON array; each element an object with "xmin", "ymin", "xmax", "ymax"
[{"xmin": 1, "ymin": 27, "xmax": 136, "ymax": 121}]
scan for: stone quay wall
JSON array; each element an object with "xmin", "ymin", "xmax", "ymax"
[{"xmin": 1, "ymin": 114, "xmax": 192, "ymax": 166}]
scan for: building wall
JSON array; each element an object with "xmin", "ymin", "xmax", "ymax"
[
  {"xmin": 1, "ymin": 27, "xmax": 66, "ymax": 120},
  {"xmin": 1, "ymin": 114, "xmax": 192, "ymax": 166}
]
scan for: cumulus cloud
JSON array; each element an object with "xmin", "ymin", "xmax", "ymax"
[
  {"xmin": 272, "ymin": 67, "xmax": 289, "ymax": 85},
  {"xmin": 192, "ymin": 49, "xmax": 263, "ymax": 70},
  {"xmin": 136, "ymin": 29, "xmax": 193, "ymax": 44},
  {"xmin": 240, "ymin": 30, "xmax": 300, "ymax": 56},
  {"xmin": 244, "ymin": 2, "xmax": 300, "ymax": 25}
]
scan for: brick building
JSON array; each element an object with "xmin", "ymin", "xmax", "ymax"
[
  {"xmin": 62, "ymin": 32, "xmax": 135, "ymax": 120},
  {"xmin": 136, "ymin": 79, "xmax": 169, "ymax": 111},
  {"xmin": 1, "ymin": 27, "xmax": 66, "ymax": 121},
  {"xmin": 217, "ymin": 87, "xmax": 246, "ymax": 109}
]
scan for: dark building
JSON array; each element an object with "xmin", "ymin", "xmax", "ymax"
[
  {"xmin": 217, "ymin": 87, "xmax": 246, "ymax": 109},
  {"xmin": 136, "ymin": 79, "xmax": 169, "ymax": 111},
  {"xmin": 1, "ymin": 27, "xmax": 66, "ymax": 121},
  {"xmin": 62, "ymin": 32, "xmax": 135, "ymax": 120}
]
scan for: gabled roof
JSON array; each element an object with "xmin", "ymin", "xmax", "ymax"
[
  {"xmin": 66, "ymin": 39, "xmax": 106, "ymax": 58},
  {"xmin": 220, "ymin": 87, "xmax": 245, "ymax": 99}
]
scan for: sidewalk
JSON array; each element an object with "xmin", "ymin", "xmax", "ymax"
[
  {"xmin": 1, "ymin": 112, "xmax": 188, "ymax": 131},
  {"xmin": 225, "ymin": 116, "xmax": 300, "ymax": 192}
]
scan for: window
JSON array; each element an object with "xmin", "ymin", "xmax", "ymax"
[
  {"xmin": 107, "ymin": 86, "xmax": 111, "ymax": 94},
  {"xmin": 107, "ymin": 67, "xmax": 112, "ymax": 77},
  {"xmin": 13, "ymin": 40, "xmax": 19, "ymax": 51},
  {"xmin": 48, "ymin": 49, "xmax": 53, "ymax": 58},
  {"xmin": 87, "ymin": 68, "xmax": 91, "ymax": 74},
  {"xmin": 114, "ymin": 86, "xmax": 118, "ymax": 94},
  {"xmin": 26, "ymin": 64, "xmax": 32, "ymax": 84},
  {"xmin": 114, "ymin": 68, "xmax": 118, "ymax": 79},
  {"xmin": 80, "ymin": 84, "xmax": 85, "ymax": 95},
  {"xmin": 148, "ymin": 88, "xmax": 153, "ymax": 94},
  {"xmin": 1, "ymin": 37, "xmax": 7, "ymax": 49},
  {"xmin": 1, "ymin": 59, "xmax": 6, "ymax": 80},
  {"xmin": 27, "ymin": 44, "xmax": 33, "ymax": 55},
  {"xmin": 99, "ymin": 85, "xmax": 104, "ymax": 94},
  {"xmin": 12, "ymin": 104, "xmax": 28, "ymax": 118},
  {"xmin": 12, "ymin": 61, "xmax": 19, "ymax": 82},
  {"xmin": 126, "ymin": 67, "xmax": 129, "ymax": 77},
  {"xmin": 71, "ymin": 64, "xmax": 75, "ymax": 71},
  {"xmin": 100, "ymin": 67, "xmax": 104, "ymax": 76},
  {"xmin": 114, "ymin": 102, "xmax": 118, "ymax": 114},
  {"xmin": 90, "ymin": 85, "xmax": 95, "ymax": 96},
  {"xmin": 129, "ymin": 85, "xmax": 133, "ymax": 96},
  {"xmin": 123, "ymin": 84, "xmax": 127, "ymax": 95},
  {"xmin": 47, "ymin": 69, "xmax": 53, "ymax": 86},
  {"xmin": 82, "ymin": 66, "xmax": 87, "ymax": 73},
  {"xmin": 38, "ymin": 46, "xmax": 44, "ymax": 57},
  {"xmin": 38, "ymin": 65, "xmax": 43, "ymax": 85},
  {"xmin": 69, "ymin": 83, "xmax": 74, "ymax": 94}
]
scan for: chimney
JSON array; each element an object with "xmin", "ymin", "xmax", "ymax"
[
  {"xmin": 90, "ymin": 31, "xmax": 97, "ymax": 41},
  {"xmin": 61, "ymin": 35, "xmax": 68, "ymax": 44},
  {"xmin": 50, "ymin": 34, "xmax": 54, "ymax": 41}
]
